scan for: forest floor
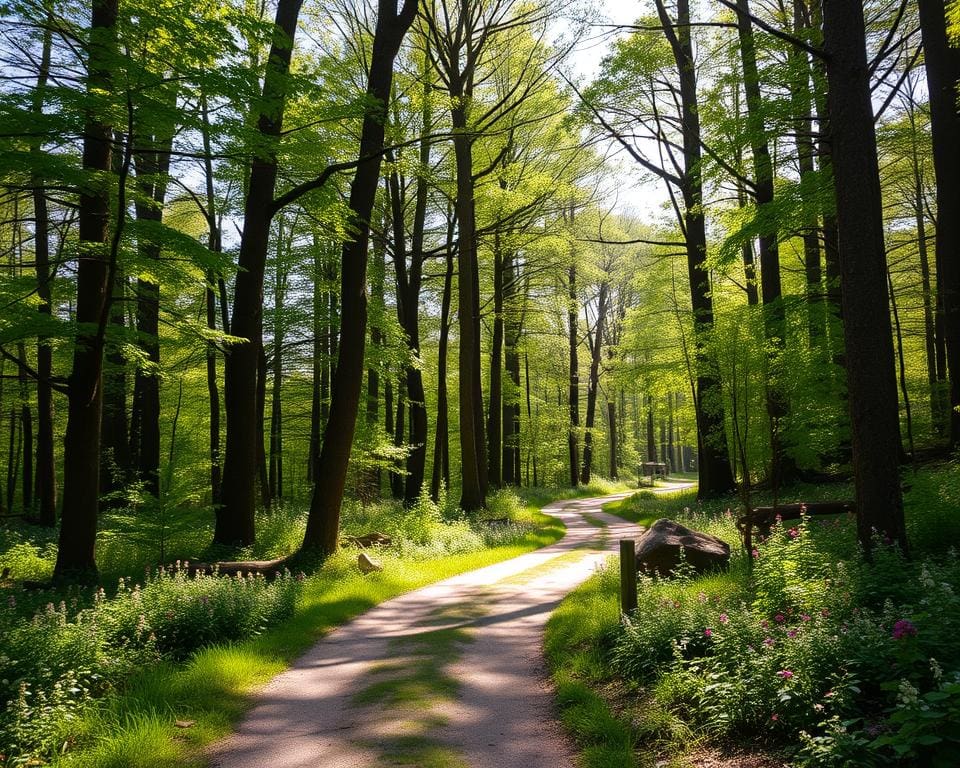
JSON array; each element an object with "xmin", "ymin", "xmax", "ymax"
[{"xmin": 208, "ymin": 482, "xmax": 692, "ymax": 768}]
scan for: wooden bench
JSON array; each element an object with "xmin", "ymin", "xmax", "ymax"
[{"xmin": 640, "ymin": 462, "xmax": 668, "ymax": 486}]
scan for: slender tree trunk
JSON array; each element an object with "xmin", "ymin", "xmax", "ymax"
[
  {"xmin": 219, "ymin": 0, "xmax": 303, "ymax": 546},
  {"xmin": 100, "ymin": 270, "xmax": 128, "ymax": 495},
  {"xmin": 607, "ymin": 398, "xmax": 617, "ymax": 479},
  {"xmin": 568, "ymin": 262, "xmax": 580, "ymax": 487},
  {"xmin": 488, "ymin": 238, "xmax": 505, "ymax": 488},
  {"xmin": 646, "ymin": 396, "xmax": 657, "ymax": 463},
  {"xmin": 430, "ymin": 211, "xmax": 455, "ymax": 501},
  {"xmin": 201, "ymin": 95, "xmax": 223, "ymax": 505},
  {"xmin": 55, "ymin": 0, "xmax": 119, "ymax": 579},
  {"xmin": 656, "ymin": 0, "xmax": 735, "ymax": 497},
  {"xmin": 525, "ymin": 350, "xmax": 537, "ymax": 486},
  {"xmin": 256, "ymin": 346, "xmax": 270, "ymax": 510},
  {"xmin": 450, "ymin": 94, "xmax": 486, "ymax": 510},
  {"xmin": 791, "ymin": 0, "xmax": 824, "ymax": 345},
  {"xmin": 502, "ymin": 254, "xmax": 522, "ymax": 486},
  {"xmin": 918, "ymin": 0, "xmax": 960, "ymax": 446},
  {"xmin": 16, "ymin": 344, "xmax": 32, "ymax": 511},
  {"xmin": 822, "ymin": 0, "xmax": 905, "ymax": 553},
  {"xmin": 31, "ymin": 18, "xmax": 56, "ymax": 526},
  {"xmin": 302, "ymin": 0, "xmax": 418, "ymax": 552},
  {"xmin": 580, "ymin": 283, "xmax": 608, "ymax": 485}
]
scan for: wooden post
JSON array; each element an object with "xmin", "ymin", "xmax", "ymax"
[{"xmin": 619, "ymin": 538, "xmax": 638, "ymax": 615}]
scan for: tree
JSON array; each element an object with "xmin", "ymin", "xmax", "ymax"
[{"xmin": 821, "ymin": 0, "xmax": 905, "ymax": 552}]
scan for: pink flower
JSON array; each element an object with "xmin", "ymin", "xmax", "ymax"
[
  {"xmin": 771, "ymin": 713, "xmax": 779, "ymax": 721},
  {"xmin": 892, "ymin": 619, "xmax": 917, "ymax": 640},
  {"xmin": 777, "ymin": 669, "xmax": 794, "ymax": 679},
  {"xmin": 704, "ymin": 628, "xmax": 713, "ymax": 638},
  {"xmin": 775, "ymin": 613, "xmax": 785, "ymax": 623},
  {"xmin": 763, "ymin": 637, "xmax": 775, "ymax": 647},
  {"xmin": 719, "ymin": 613, "xmax": 729, "ymax": 624},
  {"xmin": 787, "ymin": 629, "xmax": 798, "ymax": 638},
  {"xmin": 788, "ymin": 528, "xmax": 799, "ymax": 539},
  {"xmin": 752, "ymin": 549, "xmax": 760, "ymax": 559},
  {"xmin": 801, "ymin": 614, "xmax": 811, "ymax": 622}
]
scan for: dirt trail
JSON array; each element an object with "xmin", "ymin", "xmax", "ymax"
[{"xmin": 209, "ymin": 482, "xmax": 693, "ymax": 768}]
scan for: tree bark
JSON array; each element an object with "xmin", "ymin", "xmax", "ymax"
[
  {"xmin": 302, "ymin": 0, "xmax": 418, "ymax": 552},
  {"xmin": 568, "ymin": 261, "xmax": 580, "ymax": 487},
  {"xmin": 31, "ymin": 16, "xmax": 56, "ymax": 525},
  {"xmin": 580, "ymin": 283, "xmax": 608, "ymax": 485},
  {"xmin": 430, "ymin": 210, "xmax": 455, "ymax": 501},
  {"xmin": 55, "ymin": 0, "xmax": 119, "ymax": 580},
  {"xmin": 655, "ymin": 0, "xmax": 735, "ymax": 497},
  {"xmin": 918, "ymin": 0, "xmax": 960, "ymax": 446},
  {"xmin": 822, "ymin": 0, "xmax": 906, "ymax": 553}
]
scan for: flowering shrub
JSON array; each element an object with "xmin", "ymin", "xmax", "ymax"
[
  {"xmin": 609, "ymin": 508, "xmax": 960, "ymax": 765},
  {"xmin": 0, "ymin": 565, "xmax": 301, "ymax": 761}
]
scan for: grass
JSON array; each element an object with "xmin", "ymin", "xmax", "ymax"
[{"xmin": 49, "ymin": 504, "xmax": 565, "ymax": 767}]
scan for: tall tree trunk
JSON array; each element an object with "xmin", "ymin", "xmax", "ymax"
[
  {"xmin": 219, "ymin": 0, "xmax": 303, "ymax": 545},
  {"xmin": 646, "ymin": 396, "xmax": 657, "ymax": 463},
  {"xmin": 450, "ymin": 95, "xmax": 487, "ymax": 510},
  {"xmin": 17, "ymin": 344, "xmax": 33, "ymax": 511},
  {"xmin": 525, "ymin": 350, "xmax": 537, "ymax": 486},
  {"xmin": 100, "ymin": 270, "xmax": 128, "ymax": 495},
  {"xmin": 302, "ymin": 0, "xmax": 418, "ymax": 552},
  {"xmin": 502, "ymin": 253, "xmax": 522, "ymax": 486},
  {"xmin": 736, "ymin": 0, "xmax": 791, "ymax": 487},
  {"xmin": 580, "ymin": 283, "xmax": 608, "ymax": 485},
  {"xmin": 55, "ymin": 0, "xmax": 119, "ymax": 579},
  {"xmin": 430, "ymin": 211, "xmax": 455, "ymax": 501},
  {"xmin": 656, "ymin": 0, "xmax": 736, "ymax": 497},
  {"xmin": 31, "ymin": 16, "xmax": 56, "ymax": 525},
  {"xmin": 256, "ymin": 346, "xmax": 270, "ymax": 510},
  {"xmin": 822, "ymin": 0, "xmax": 906, "ymax": 553},
  {"xmin": 607, "ymin": 398, "xmax": 617, "ymax": 479},
  {"xmin": 568, "ymin": 262, "xmax": 580, "ymax": 487},
  {"xmin": 918, "ymin": 0, "xmax": 960, "ymax": 446},
  {"xmin": 791, "ymin": 0, "xmax": 824, "ymax": 345},
  {"xmin": 487, "ymin": 237, "xmax": 505, "ymax": 488},
  {"xmin": 201, "ymin": 94, "xmax": 223, "ymax": 506}
]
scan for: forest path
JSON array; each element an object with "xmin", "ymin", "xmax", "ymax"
[{"xmin": 208, "ymin": 481, "xmax": 694, "ymax": 768}]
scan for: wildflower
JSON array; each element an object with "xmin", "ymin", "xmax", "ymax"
[
  {"xmin": 801, "ymin": 614, "xmax": 811, "ymax": 622},
  {"xmin": 704, "ymin": 628, "xmax": 713, "ymax": 638},
  {"xmin": 787, "ymin": 629, "xmax": 798, "ymax": 639},
  {"xmin": 788, "ymin": 527, "xmax": 799, "ymax": 539},
  {"xmin": 763, "ymin": 637, "xmax": 775, "ymax": 647},
  {"xmin": 775, "ymin": 613, "xmax": 785, "ymax": 623},
  {"xmin": 892, "ymin": 619, "xmax": 917, "ymax": 640},
  {"xmin": 719, "ymin": 613, "xmax": 729, "ymax": 624},
  {"xmin": 752, "ymin": 549, "xmax": 759, "ymax": 559},
  {"xmin": 697, "ymin": 591, "xmax": 708, "ymax": 603},
  {"xmin": 771, "ymin": 713, "xmax": 779, "ymax": 721},
  {"xmin": 897, "ymin": 679, "xmax": 920, "ymax": 706},
  {"xmin": 760, "ymin": 619, "xmax": 769, "ymax": 629},
  {"xmin": 931, "ymin": 658, "xmax": 943, "ymax": 684},
  {"xmin": 777, "ymin": 669, "xmax": 794, "ymax": 679}
]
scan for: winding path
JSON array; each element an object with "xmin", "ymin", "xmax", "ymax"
[{"xmin": 209, "ymin": 483, "xmax": 693, "ymax": 768}]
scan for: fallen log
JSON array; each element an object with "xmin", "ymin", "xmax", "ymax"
[{"xmin": 738, "ymin": 501, "xmax": 855, "ymax": 539}]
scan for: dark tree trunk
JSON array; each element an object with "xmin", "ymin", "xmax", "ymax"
[
  {"xmin": 451, "ymin": 99, "xmax": 486, "ymax": 510},
  {"xmin": 201, "ymin": 95, "xmax": 223, "ymax": 506},
  {"xmin": 655, "ymin": 0, "xmax": 735, "ymax": 497},
  {"xmin": 918, "ymin": 0, "xmax": 960, "ymax": 446},
  {"xmin": 17, "ymin": 344, "xmax": 33, "ymax": 511},
  {"xmin": 791, "ymin": 0, "xmax": 824, "ymax": 345},
  {"xmin": 256, "ymin": 346, "xmax": 270, "ymax": 510},
  {"xmin": 607, "ymin": 398, "xmax": 617, "ymax": 479},
  {"xmin": 568, "ymin": 262, "xmax": 580, "ymax": 487},
  {"xmin": 302, "ymin": 0, "xmax": 418, "ymax": 552},
  {"xmin": 502, "ymin": 253, "xmax": 522, "ymax": 486},
  {"xmin": 646, "ymin": 396, "xmax": 657, "ymax": 462},
  {"xmin": 100, "ymin": 270, "xmax": 128, "ymax": 495},
  {"xmin": 488, "ymin": 238, "xmax": 505, "ymax": 488},
  {"xmin": 430, "ymin": 211, "xmax": 455, "ymax": 501},
  {"xmin": 822, "ymin": 0, "xmax": 906, "ymax": 553},
  {"xmin": 129, "ymin": 130, "xmax": 173, "ymax": 498},
  {"xmin": 55, "ymin": 0, "xmax": 119, "ymax": 580},
  {"xmin": 580, "ymin": 283, "xmax": 608, "ymax": 485},
  {"xmin": 219, "ymin": 0, "xmax": 302, "ymax": 546},
  {"xmin": 31, "ymin": 18, "xmax": 56, "ymax": 526},
  {"xmin": 525, "ymin": 350, "xmax": 537, "ymax": 486}
]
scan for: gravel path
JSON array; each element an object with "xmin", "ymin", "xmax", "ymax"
[{"xmin": 209, "ymin": 483, "xmax": 693, "ymax": 768}]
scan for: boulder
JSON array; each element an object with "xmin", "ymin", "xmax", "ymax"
[
  {"xmin": 635, "ymin": 518, "xmax": 730, "ymax": 576},
  {"xmin": 358, "ymin": 552, "xmax": 383, "ymax": 574}
]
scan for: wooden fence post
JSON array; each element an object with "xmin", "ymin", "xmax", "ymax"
[{"xmin": 619, "ymin": 538, "xmax": 638, "ymax": 615}]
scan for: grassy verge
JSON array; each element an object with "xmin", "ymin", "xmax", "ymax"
[
  {"xmin": 51, "ymin": 505, "xmax": 564, "ymax": 767},
  {"xmin": 549, "ymin": 464, "xmax": 960, "ymax": 768}
]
